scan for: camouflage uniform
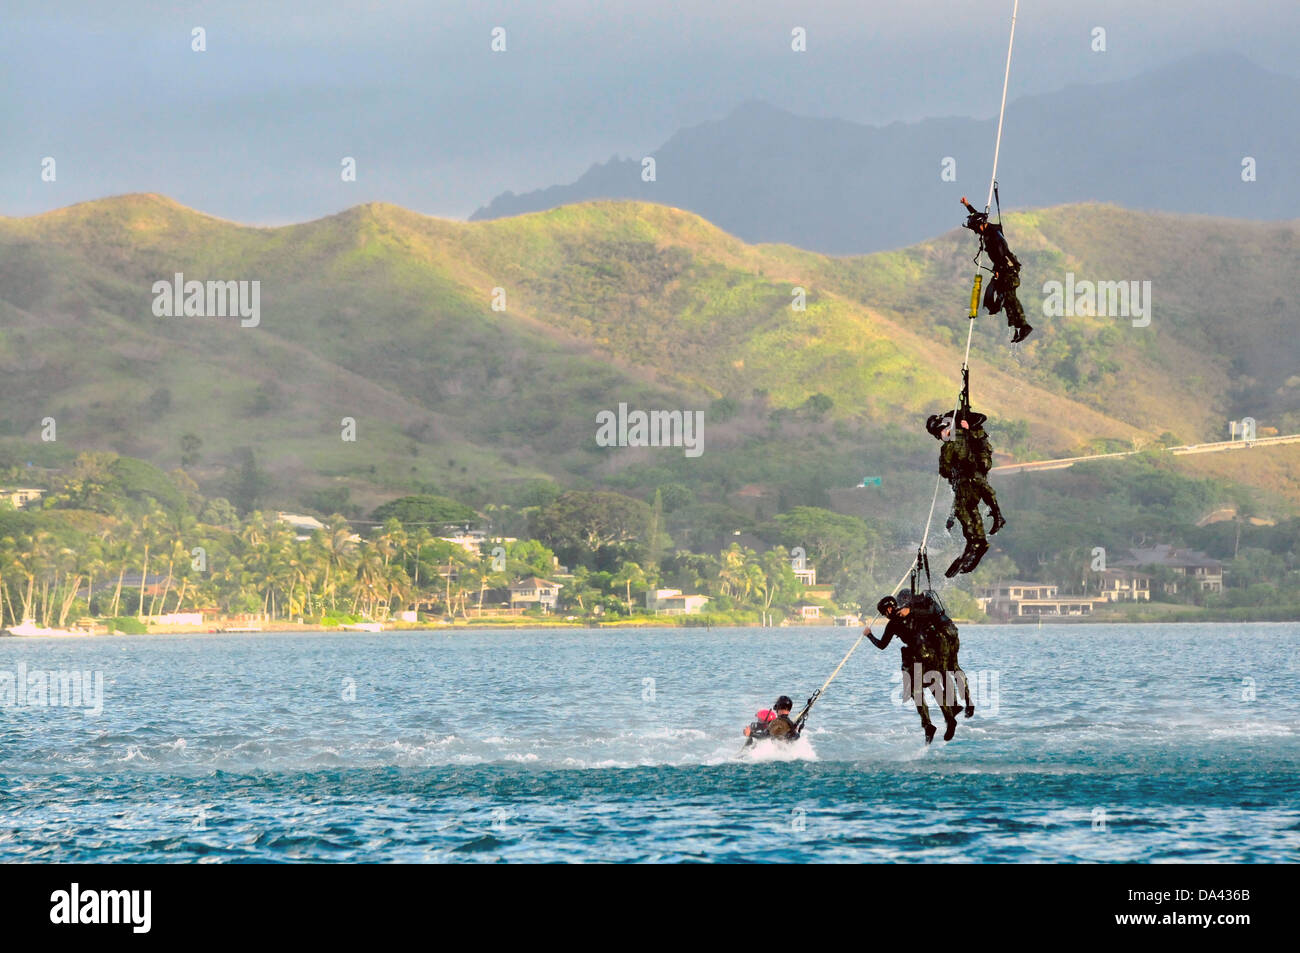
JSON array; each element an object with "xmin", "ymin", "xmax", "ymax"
[
  {"xmin": 767, "ymin": 714, "xmax": 800, "ymax": 742},
  {"xmin": 940, "ymin": 438, "xmax": 992, "ymax": 546}
]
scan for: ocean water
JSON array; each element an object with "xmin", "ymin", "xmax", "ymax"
[{"xmin": 1, "ymin": 624, "xmax": 1298, "ymax": 863}]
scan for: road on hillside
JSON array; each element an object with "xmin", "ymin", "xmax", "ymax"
[{"xmin": 991, "ymin": 433, "xmax": 1300, "ymax": 476}]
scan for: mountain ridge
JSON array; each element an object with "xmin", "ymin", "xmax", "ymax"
[
  {"xmin": 470, "ymin": 52, "xmax": 1300, "ymax": 254},
  {"xmin": 2, "ymin": 193, "xmax": 1297, "ymax": 520}
]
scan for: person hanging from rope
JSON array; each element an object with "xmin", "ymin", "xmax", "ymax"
[
  {"xmin": 864, "ymin": 595, "xmax": 958, "ymax": 744},
  {"xmin": 961, "ymin": 196, "xmax": 1033, "ymax": 343},
  {"xmin": 742, "ymin": 695, "xmax": 801, "ymax": 745},
  {"xmin": 908, "ymin": 590, "xmax": 975, "ymax": 720},
  {"xmin": 928, "ymin": 402, "xmax": 1004, "ymax": 577}
]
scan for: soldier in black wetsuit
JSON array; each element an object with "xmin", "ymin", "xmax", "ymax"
[
  {"xmin": 865, "ymin": 595, "xmax": 959, "ymax": 743},
  {"xmin": 962, "ymin": 196, "xmax": 1032, "ymax": 342},
  {"xmin": 911, "ymin": 591, "xmax": 975, "ymax": 720}
]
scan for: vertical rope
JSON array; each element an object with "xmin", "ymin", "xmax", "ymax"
[
  {"xmin": 985, "ymin": 0, "xmax": 1020, "ymax": 212},
  {"xmin": 797, "ymin": 4, "xmax": 1021, "ymax": 723}
]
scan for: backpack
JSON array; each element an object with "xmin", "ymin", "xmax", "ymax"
[
  {"xmin": 767, "ymin": 715, "xmax": 800, "ymax": 741},
  {"xmin": 905, "ymin": 589, "xmax": 959, "ymax": 653},
  {"xmin": 963, "ymin": 428, "xmax": 994, "ymax": 475}
]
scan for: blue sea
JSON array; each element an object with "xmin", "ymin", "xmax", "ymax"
[{"xmin": 2, "ymin": 624, "xmax": 1298, "ymax": 863}]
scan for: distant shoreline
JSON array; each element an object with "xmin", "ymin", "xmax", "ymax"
[{"xmin": 5, "ymin": 612, "xmax": 1298, "ymax": 638}]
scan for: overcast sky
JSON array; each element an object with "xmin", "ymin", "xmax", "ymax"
[{"xmin": 2, "ymin": 0, "xmax": 1298, "ymax": 223}]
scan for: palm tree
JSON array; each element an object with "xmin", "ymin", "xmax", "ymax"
[
  {"xmin": 408, "ymin": 528, "xmax": 434, "ymax": 603},
  {"xmin": 717, "ymin": 544, "xmax": 752, "ymax": 600},
  {"xmin": 0, "ymin": 536, "xmax": 15, "ymax": 626},
  {"xmin": 755, "ymin": 548, "xmax": 798, "ymax": 626},
  {"xmin": 134, "ymin": 511, "xmax": 162, "ymax": 621},
  {"xmin": 150, "ymin": 512, "xmax": 196, "ymax": 617},
  {"xmin": 374, "ymin": 519, "xmax": 408, "ymax": 570},
  {"xmin": 350, "ymin": 541, "xmax": 385, "ymax": 618},
  {"xmin": 54, "ymin": 546, "xmax": 90, "ymax": 627},
  {"xmin": 319, "ymin": 516, "xmax": 358, "ymax": 612},
  {"xmin": 612, "ymin": 561, "xmax": 647, "ymax": 615}
]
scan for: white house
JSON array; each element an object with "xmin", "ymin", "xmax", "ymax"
[
  {"xmin": 509, "ymin": 577, "xmax": 563, "ymax": 611},
  {"xmin": 1116, "ymin": 545, "xmax": 1223, "ymax": 594},
  {"xmin": 977, "ymin": 581, "xmax": 1100, "ymax": 618},
  {"xmin": 275, "ymin": 512, "xmax": 326, "ymax": 541},
  {"xmin": 440, "ymin": 530, "xmax": 519, "ymax": 556},
  {"xmin": 646, "ymin": 588, "xmax": 709, "ymax": 615},
  {"xmin": 1094, "ymin": 568, "xmax": 1151, "ymax": 602}
]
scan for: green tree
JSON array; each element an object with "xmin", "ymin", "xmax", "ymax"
[
  {"xmin": 179, "ymin": 433, "xmax": 202, "ymax": 468},
  {"xmin": 611, "ymin": 561, "xmax": 647, "ymax": 614},
  {"xmin": 531, "ymin": 491, "xmax": 651, "ymax": 570},
  {"xmin": 370, "ymin": 494, "xmax": 477, "ymax": 529},
  {"xmin": 226, "ymin": 448, "xmax": 272, "ymax": 515}
]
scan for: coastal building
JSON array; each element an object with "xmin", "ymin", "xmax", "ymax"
[
  {"xmin": 146, "ymin": 611, "xmax": 208, "ymax": 626},
  {"xmin": 2, "ymin": 487, "xmax": 45, "ymax": 509},
  {"xmin": 509, "ymin": 577, "xmax": 563, "ymax": 611},
  {"xmin": 976, "ymin": 581, "xmax": 1100, "ymax": 619},
  {"xmin": 440, "ymin": 529, "xmax": 519, "ymax": 556},
  {"xmin": 646, "ymin": 588, "xmax": 709, "ymax": 615},
  {"xmin": 1116, "ymin": 545, "xmax": 1223, "ymax": 594},
  {"xmin": 1094, "ymin": 568, "xmax": 1152, "ymax": 602},
  {"xmin": 86, "ymin": 573, "xmax": 169, "ymax": 599},
  {"xmin": 794, "ymin": 601, "xmax": 822, "ymax": 621},
  {"xmin": 275, "ymin": 512, "xmax": 326, "ymax": 541}
]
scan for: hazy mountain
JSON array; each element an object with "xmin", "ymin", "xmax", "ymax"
[{"xmin": 472, "ymin": 53, "xmax": 1300, "ymax": 254}]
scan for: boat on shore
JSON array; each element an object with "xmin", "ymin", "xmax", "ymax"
[{"xmin": 339, "ymin": 622, "xmax": 384, "ymax": 632}]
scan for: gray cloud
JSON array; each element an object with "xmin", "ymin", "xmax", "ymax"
[{"xmin": 2, "ymin": 0, "xmax": 1298, "ymax": 223}]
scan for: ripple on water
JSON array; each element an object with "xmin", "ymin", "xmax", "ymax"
[{"xmin": 3, "ymin": 625, "xmax": 1300, "ymax": 862}]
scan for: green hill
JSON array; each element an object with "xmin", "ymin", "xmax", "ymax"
[{"xmin": 1, "ymin": 194, "xmax": 1297, "ymax": 531}]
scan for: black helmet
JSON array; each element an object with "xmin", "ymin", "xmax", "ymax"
[
  {"xmin": 877, "ymin": 595, "xmax": 898, "ymax": 616},
  {"xmin": 964, "ymin": 210, "xmax": 988, "ymax": 231},
  {"xmin": 925, "ymin": 414, "xmax": 950, "ymax": 440},
  {"xmin": 775, "ymin": 695, "xmax": 793, "ymax": 711}
]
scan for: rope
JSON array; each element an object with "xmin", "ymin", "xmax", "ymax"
[
  {"xmin": 984, "ymin": 0, "xmax": 1019, "ymax": 213},
  {"xmin": 792, "ymin": 558, "xmax": 918, "ymax": 728},
  {"xmin": 791, "ymin": 3, "xmax": 1019, "ymax": 733},
  {"xmin": 920, "ymin": 316, "xmax": 978, "ymax": 551},
  {"xmin": 798, "ymin": 300, "xmax": 979, "ymax": 722}
]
